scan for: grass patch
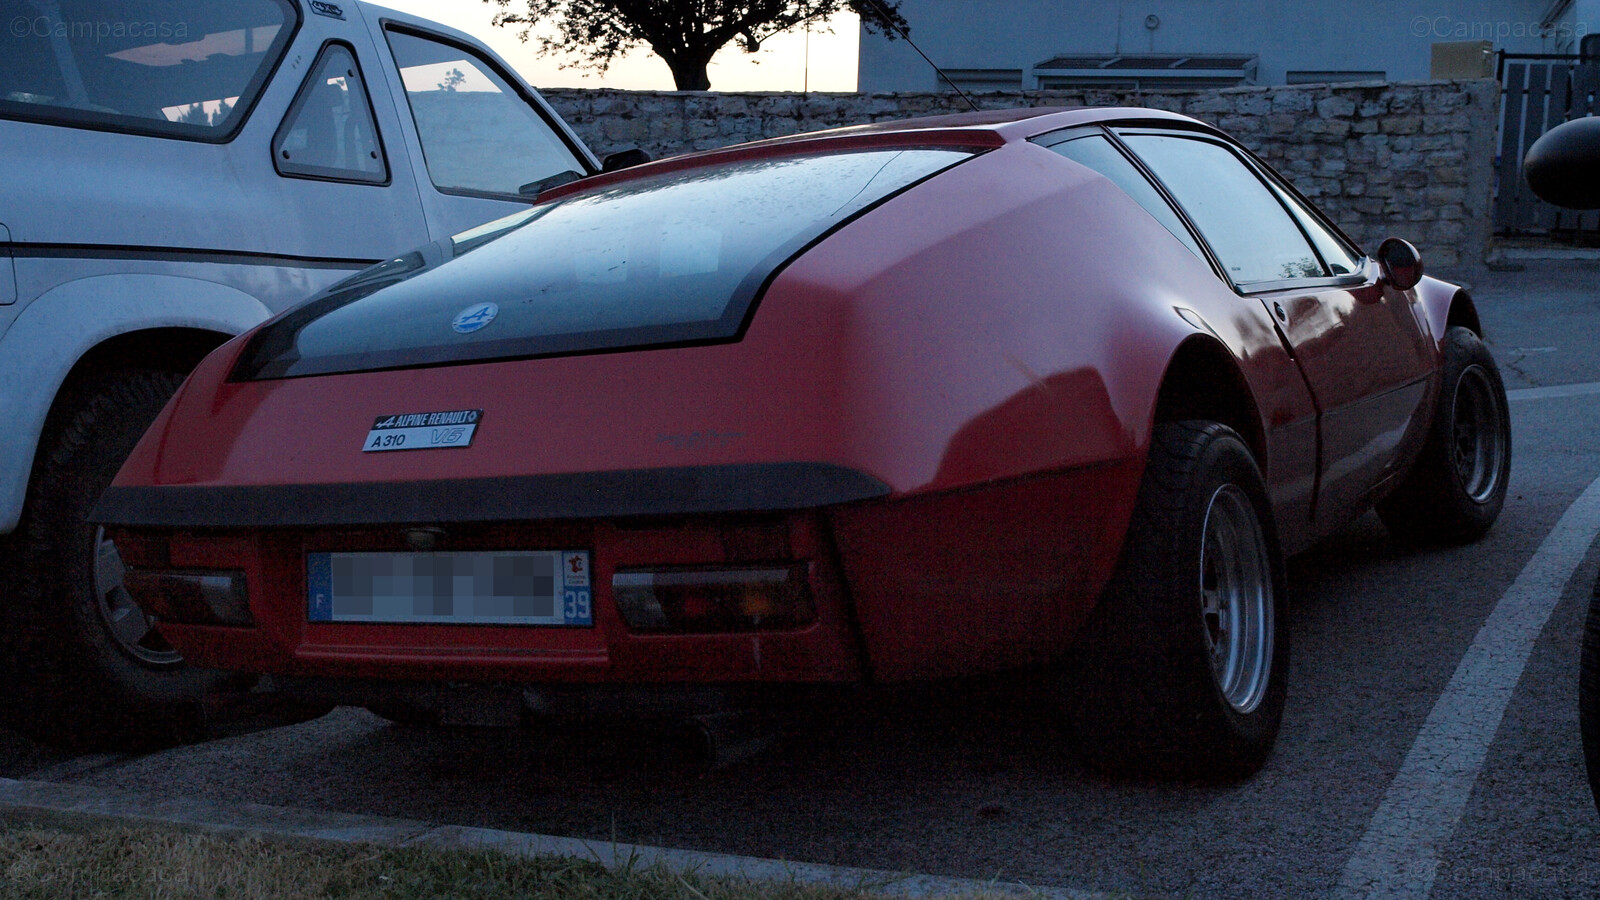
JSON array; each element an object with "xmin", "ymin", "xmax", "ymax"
[{"xmin": 0, "ymin": 819, "xmax": 1002, "ymax": 900}]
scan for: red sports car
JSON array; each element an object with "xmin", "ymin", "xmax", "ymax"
[{"xmin": 95, "ymin": 107, "xmax": 1510, "ymax": 777}]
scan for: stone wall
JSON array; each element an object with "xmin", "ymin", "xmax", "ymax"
[{"xmin": 542, "ymin": 80, "xmax": 1499, "ymax": 267}]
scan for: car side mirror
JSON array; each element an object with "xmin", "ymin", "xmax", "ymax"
[
  {"xmin": 1377, "ymin": 238, "xmax": 1424, "ymax": 291},
  {"xmin": 517, "ymin": 169, "xmax": 583, "ymax": 198},
  {"xmin": 602, "ymin": 147, "xmax": 652, "ymax": 173},
  {"xmin": 1524, "ymin": 117, "xmax": 1600, "ymax": 210}
]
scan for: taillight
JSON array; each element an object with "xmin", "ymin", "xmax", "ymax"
[
  {"xmin": 122, "ymin": 570, "xmax": 253, "ymax": 627},
  {"xmin": 612, "ymin": 565, "xmax": 814, "ymax": 633}
]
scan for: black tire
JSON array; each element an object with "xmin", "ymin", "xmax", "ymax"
[
  {"xmin": 7, "ymin": 370, "xmax": 231, "ymax": 750},
  {"xmin": 1378, "ymin": 326, "xmax": 1511, "ymax": 545},
  {"xmin": 1067, "ymin": 421, "xmax": 1289, "ymax": 779},
  {"xmin": 1581, "ymin": 573, "xmax": 1600, "ymax": 816}
]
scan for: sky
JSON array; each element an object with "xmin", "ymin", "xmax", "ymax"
[{"xmin": 372, "ymin": 0, "xmax": 862, "ymax": 92}]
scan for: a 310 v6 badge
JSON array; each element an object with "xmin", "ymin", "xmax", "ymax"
[{"xmin": 363, "ymin": 410, "xmax": 483, "ymax": 452}]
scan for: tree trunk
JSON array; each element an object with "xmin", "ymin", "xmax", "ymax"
[{"xmin": 664, "ymin": 53, "xmax": 714, "ymax": 91}]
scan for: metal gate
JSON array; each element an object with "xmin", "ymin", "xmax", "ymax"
[{"xmin": 1495, "ymin": 53, "xmax": 1600, "ymax": 241}]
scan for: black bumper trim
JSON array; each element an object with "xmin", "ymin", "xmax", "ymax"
[{"xmin": 92, "ymin": 463, "xmax": 891, "ymax": 529}]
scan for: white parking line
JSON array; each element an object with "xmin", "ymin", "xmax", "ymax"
[
  {"xmin": 1508, "ymin": 381, "xmax": 1600, "ymax": 402},
  {"xmin": 1335, "ymin": 474, "xmax": 1600, "ymax": 899}
]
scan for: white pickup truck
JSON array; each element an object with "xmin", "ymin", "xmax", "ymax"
[{"xmin": 0, "ymin": 0, "xmax": 614, "ymax": 747}]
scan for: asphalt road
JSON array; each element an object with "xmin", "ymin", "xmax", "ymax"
[{"xmin": 4, "ymin": 260, "xmax": 1599, "ymax": 899}]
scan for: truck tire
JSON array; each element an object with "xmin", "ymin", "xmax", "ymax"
[
  {"xmin": 8, "ymin": 370, "xmax": 232, "ymax": 749},
  {"xmin": 1067, "ymin": 421, "xmax": 1288, "ymax": 779}
]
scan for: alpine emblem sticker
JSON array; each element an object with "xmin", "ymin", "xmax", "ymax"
[
  {"xmin": 452, "ymin": 302, "xmax": 499, "ymax": 334},
  {"xmin": 364, "ymin": 409, "xmax": 482, "ymax": 453}
]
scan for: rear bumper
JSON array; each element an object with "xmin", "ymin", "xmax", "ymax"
[
  {"xmin": 111, "ymin": 511, "xmax": 865, "ymax": 686},
  {"xmin": 107, "ymin": 457, "xmax": 1145, "ymax": 694}
]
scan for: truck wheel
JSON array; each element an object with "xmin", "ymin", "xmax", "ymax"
[
  {"xmin": 1067, "ymin": 421, "xmax": 1288, "ymax": 779},
  {"xmin": 1377, "ymin": 326, "xmax": 1511, "ymax": 545},
  {"xmin": 9, "ymin": 370, "xmax": 229, "ymax": 749}
]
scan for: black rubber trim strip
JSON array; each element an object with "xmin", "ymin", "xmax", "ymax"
[
  {"xmin": 9, "ymin": 243, "xmax": 377, "ymax": 270},
  {"xmin": 92, "ymin": 463, "xmax": 891, "ymax": 528}
]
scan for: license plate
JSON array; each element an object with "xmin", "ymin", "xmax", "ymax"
[{"xmin": 306, "ymin": 550, "xmax": 591, "ymax": 626}]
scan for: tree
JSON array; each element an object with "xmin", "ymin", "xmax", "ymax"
[
  {"xmin": 437, "ymin": 67, "xmax": 468, "ymax": 91},
  {"xmin": 175, "ymin": 101, "xmax": 207, "ymax": 125},
  {"xmin": 486, "ymin": 0, "xmax": 908, "ymax": 91}
]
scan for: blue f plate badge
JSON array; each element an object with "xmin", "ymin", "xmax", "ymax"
[{"xmin": 364, "ymin": 409, "xmax": 482, "ymax": 452}]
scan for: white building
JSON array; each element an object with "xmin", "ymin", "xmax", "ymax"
[{"xmin": 858, "ymin": 0, "xmax": 1597, "ymax": 92}]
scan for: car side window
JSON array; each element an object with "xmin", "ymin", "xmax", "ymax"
[
  {"xmin": 384, "ymin": 28, "xmax": 586, "ymax": 198},
  {"xmin": 1272, "ymin": 186, "xmax": 1364, "ymax": 275},
  {"xmin": 1120, "ymin": 133, "xmax": 1329, "ymax": 288},
  {"xmin": 1041, "ymin": 134, "xmax": 1209, "ymax": 265},
  {"xmin": 273, "ymin": 43, "xmax": 387, "ymax": 184},
  {"xmin": 0, "ymin": 0, "xmax": 297, "ymax": 141}
]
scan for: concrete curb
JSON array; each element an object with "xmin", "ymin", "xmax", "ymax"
[{"xmin": 0, "ymin": 777, "xmax": 1108, "ymax": 899}]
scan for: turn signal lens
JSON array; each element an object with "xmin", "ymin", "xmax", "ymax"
[
  {"xmin": 612, "ymin": 566, "xmax": 813, "ymax": 633},
  {"xmin": 122, "ymin": 570, "xmax": 253, "ymax": 627}
]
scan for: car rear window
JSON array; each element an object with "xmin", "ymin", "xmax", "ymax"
[
  {"xmin": 0, "ymin": 0, "xmax": 297, "ymax": 140},
  {"xmin": 232, "ymin": 147, "xmax": 974, "ymax": 381}
]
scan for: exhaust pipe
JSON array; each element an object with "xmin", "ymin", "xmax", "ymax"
[{"xmin": 681, "ymin": 711, "xmax": 776, "ymax": 770}]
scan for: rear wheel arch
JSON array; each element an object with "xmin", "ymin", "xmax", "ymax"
[
  {"xmin": 0, "ymin": 274, "xmax": 272, "ymax": 533},
  {"xmin": 1152, "ymin": 336, "xmax": 1267, "ymax": 467},
  {"xmin": 66, "ymin": 327, "xmax": 231, "ymax": 378},
  {"xmin": 47, "ymin": 326, "xmax": 229, "ymax": 410},
  {"xmin": 34, "ymin": 328, "xmax": 232, "ymax": 482}
]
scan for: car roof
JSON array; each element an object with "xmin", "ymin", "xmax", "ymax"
[
  {"xmin": 358, "ymin": 1, "xmax": 480, "ymax": 44},
  {"xmin": 741, "ymin": 106, "xmax": 1217, "ymax": 148},
  {"xmin": 536, "ymin": 106, "xmax": 1221, "ymax": 204}
]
